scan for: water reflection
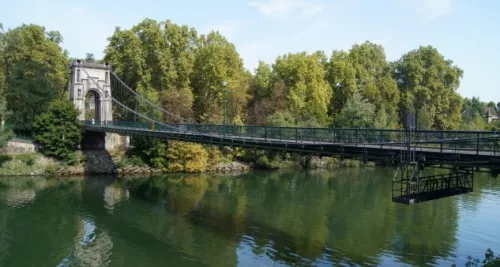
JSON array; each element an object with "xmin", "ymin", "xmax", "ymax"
[
  {"xmin": 103, "ymin": 183, "xmax": 129, "ymax": 214},
  {"xmin": 119, "ymin": 169, "xmax": 500, "ymax": 267},
  {"xmin": 0, "ymin": 170, "xmax": 499, "ymax": 267},
  {"xmin": 58, "ymin": 218, "xmax": 113, "ymax": 267}
]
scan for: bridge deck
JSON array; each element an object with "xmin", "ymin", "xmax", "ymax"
[{"xmin": 83, "ymin": 122, "xmax": 500, "ymax": 169}]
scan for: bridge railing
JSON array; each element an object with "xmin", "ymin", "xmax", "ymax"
[{"xmin": 82, "ymin": 121, "xmax": 499, "ymax": 155}]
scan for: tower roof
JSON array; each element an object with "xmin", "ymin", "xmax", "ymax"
[{"xmin": 69, "ymin": 60, "xmax": 111, "ymax": 70}]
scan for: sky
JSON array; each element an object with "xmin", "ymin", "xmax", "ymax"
[{"xmin": 0, "ymin": 0, "xmax": 499, "ymax": 102}]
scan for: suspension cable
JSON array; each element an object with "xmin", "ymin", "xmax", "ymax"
[
  {"xmin": 109, "ymin": 70, "xmax": 190, "ymax": 123},
  {"xmin": 80, "ymin": 67, "xmax": 180, "ymax": 132}
]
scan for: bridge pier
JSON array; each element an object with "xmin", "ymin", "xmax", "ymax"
[{"xmin": 81, "ymin": 131, "xmax": 129, "ymax": 151}]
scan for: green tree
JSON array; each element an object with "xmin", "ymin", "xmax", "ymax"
[
  {"xmin": 487, "ymin": 101, "xmax": 496, "ymax": 109},
  {"xmin": 247, "ymin": 62, "xmax": 285, "ymax": 125},
  {"xmin": 348, "ymin": 42, "xmax": 399, "ymax": 126},
  {"xmin": 394, "ymin": 46, "xmax": 463, "ymax": 129},
  {"xmin": 84, "ymin": 53, "xmax": 96, "ymax": 63},
  {"xmin": 191, "ymin": 31, "xmax": 248, "ymax": 124},
  {"xmin": 0, "ymin": 23, "xmax": 5, "ymax": 101},
  {"xmin": 0, "ymin": 102, "xmax": 14, "ymax": 148},
  {"xmin": 335, "ymin": 93, "xmax": 375, "ymax": 128},
  {"xmin": 2, "ymin": 24, "xmax": 68, "ymax": 132},
  {"xmin": 33, "ymin": 100, "xmax": 82, "ymax": 163},
  {"xmin": 326, "ymin": 50, "xmax": 356, "ymax": 117},
  {"xmin": 104, "ymin": 19, "xmax": 197, "ymax": 122},
  {"xmin": 271, "ymin": 51, "xmax": 332, "ymax": 125},
  {"xmin": 267, "ymin": 111, "xmax": 297, "ymax": 127}
]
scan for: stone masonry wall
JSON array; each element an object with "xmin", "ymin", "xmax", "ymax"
[{"xmin": 0, "ymin": 141, "xmax": 38, "ymax": 154}]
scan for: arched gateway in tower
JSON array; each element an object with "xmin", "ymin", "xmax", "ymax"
[{"xmin": 68, "ymin": 60, "xmax": 128, "ymax": 150}]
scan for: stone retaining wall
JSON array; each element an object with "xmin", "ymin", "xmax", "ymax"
[{"xmin": 0, "ymin": 141, "xmax": 38, "ymax": 154}]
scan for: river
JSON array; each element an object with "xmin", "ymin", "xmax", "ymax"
[{"xmin": 0, "ymin": 168, "xmax": 499, "ymax": 266}]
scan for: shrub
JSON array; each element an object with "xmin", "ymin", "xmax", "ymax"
[
  {"xmin": 33, "ymin": 100, "xmax": 81, "ymax": 164},
  {"xmin": 166, "ymin": 141, "xmax": 208, "ymax": 172},
  {"xmin": 117, "ymin": 154, "xmax": 147, "ymax": 168},
  {"xmin": 44, "ymin": 163, "xmax": 59, "ymax": 176}
]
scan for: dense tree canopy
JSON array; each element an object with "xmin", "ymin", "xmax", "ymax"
[
  {"xmin": 1, "ymin": 24, "xmax": 68, "ymax": 132},
  {"xmin": 393, "ymin": 46, "xmax": 464, "ymax": 130},
  {"xmin": 104, "ymin": 19, "xmax": 199, "ymax": 122},
  {"xmin": 270, "ymin": 51, "xmax": 332, "ymax": 125},
  {"xmin": 0, "ymin": 19, "xmax": 498, "ymax": 167},
  {"xmin": 192, "ymin": 31, "xmax": 248, "ymax": 124}
]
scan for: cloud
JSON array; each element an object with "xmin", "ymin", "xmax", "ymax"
[
  {"xmin": 398, "ymin": 0, "xmax": 454, "ymax": 19},
  {"xmin": 247, "ymin": 0, "xmax": 326, "ymax": 17}
]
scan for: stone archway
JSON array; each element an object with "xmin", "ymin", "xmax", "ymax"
[{"xmin": 84, "ymin": 89, "xmax": 102, "ymax": 121}]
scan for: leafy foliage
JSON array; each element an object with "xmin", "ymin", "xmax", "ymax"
[
  {"xmin": 335, "ymin": 93, "xmax": 376, "ymax": 128},
  {"xmin": 192, "ymin": 31, "xmax": 248, "ymax": 124},
  {"xmin": 0, "ymin": 102, "xmax": 14, "ymax": 148},
  {"xmin": 271, "ymin": 51, "xmax": 332, "ymax": 125},
  {"xmin": 166, "ymin": 141, "xmax": 209, "ymax": 172},
  {"xmin": 3, "ymin": 19, "xmax": 499, "ymax": 171},
  {"xmin": 33, "ymin": 100, "xmax": 81, "ymax": 164},
  {"xmin": 2, "ymin": 24, "xmax": 68, "ymax": 132},
  {"xmin": 393, "ymin": 46, "xmax": 464, "ymax": 130}
]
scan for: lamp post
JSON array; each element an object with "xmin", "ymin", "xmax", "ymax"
[{"xmin": 222, "ymin": 81, "xmax": 230, "ymax": 136}]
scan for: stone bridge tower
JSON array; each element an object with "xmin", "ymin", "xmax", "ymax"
[
  {"xmin": 68, "ymin": 60, "xmax": 128, "ymax": 150},
  {"xmin": 68, "ymin": 60, "xmax": 113, "ymax": 122}
]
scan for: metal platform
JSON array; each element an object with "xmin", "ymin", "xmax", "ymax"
[{"xmin": 392, "ymin": 168, "xmax": 473, "ymax": 204}]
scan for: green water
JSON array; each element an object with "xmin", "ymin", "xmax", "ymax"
[{"xmin": 0, "ymin": 168, "xmax": 499, "ymax": 267}]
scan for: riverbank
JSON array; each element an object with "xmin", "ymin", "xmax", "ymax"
[{"xmin": 0, "ymin": 148, "xmax": 375, "ymax": 177}]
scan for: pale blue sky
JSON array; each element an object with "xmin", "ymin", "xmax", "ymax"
[{"xmin": 1, "ymin": 0, "xmax": 499, "ymax": 102}]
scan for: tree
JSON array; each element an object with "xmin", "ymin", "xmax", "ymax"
[
  {"xmin": 104, "ymin": 19, "xmax": 198, "ymax": 122},
  {"xmin": 271, "ymin": 51, "xmax": 332, "ymax": 125},
  {"xmin": 84, "ymin": 53, "xmax": 96, "ymax": 63},
  {"xmin": 0, "ymin": 24, "xmax": 5, "ymax": 104},
  {"xmin": 393, "ymin": 46, "xmax": 464, "ymax": 130},
  {"xmin": 349, "ymin": 42, "xmax": 399, "ymax": 106},
  {"xmin": 326, "ymin": 50, "xmax": 356, "ymax": 117},
  {"xmin": 0, "ymin": 102, "xmax": 14, "ymax": 148},
  {"xmin": 335, "ymin": 93, "xmax": 375, "ymax": 128},
  {"xmin": 191, "ymin": 31, "xmax": 248, "ymax": 124},
  {"xmin": 247, "ymin": 62, "xmax": 282, "ymax": 125},
  {"xmin": 2, "ymin": 24, "xmax": 68, "ymax": 132},
  {"xmin": 497, "ymin": 102, "xmax": 500, "ymax": 111},
  {"xmin": 267, "ymin": 111, "xmax": 297, "ymax": 127},
  {"xmin": 33, "ymin": 100, "xmax": 82, "ymax": 163}
]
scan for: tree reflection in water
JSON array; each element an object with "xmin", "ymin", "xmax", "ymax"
[{"xmin": 0, "ymin": 170, "xmax": 498, "ymax": 267}]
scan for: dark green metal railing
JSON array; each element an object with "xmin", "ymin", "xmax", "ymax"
[{"xmin": 82, "ymin": 120, "xmax": 500, "ymax": 156}]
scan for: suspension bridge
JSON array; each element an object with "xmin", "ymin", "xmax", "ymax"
[{"xmin": 70, "ymin": 61, "xmax": 500, "ymax": 204}]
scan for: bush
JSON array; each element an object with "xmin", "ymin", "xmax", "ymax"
[
  {"xmin": 44, "ymin": 163, "xmax": 59, "ymax": 176},
  {"xmin": 33, "ymin": 100, "xmax": 81, "ymax": 164},
  {"xmin": 131, "ymin": 137, "xmax": 167, "ymax": 169},
  {"xmin": 23, "ymin": 156, "xmax": 36, "ymax": 166},
  {"xmin": 166, "ymin": 141, "xmax": 208, "ymax": 172},
  {"xmin": 118, "ymin": 155, "xmax": 146, "ymax": 168}
]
